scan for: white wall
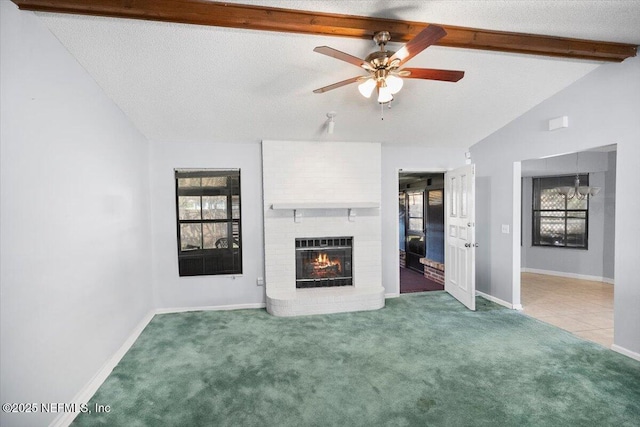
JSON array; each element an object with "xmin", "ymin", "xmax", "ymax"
[
  {"xmin": 0, "ymin": 3, "xmax": 153, "ymax": 426},
  {"xmin": 603, "ymin": 151, "xmax": 616, "ymax": 281},
  {"xmin": 148, "ymin": 141, "xmax": 266, "ymax": 309},
  {"xmin": 380, "ymin": 145, "xmax": 464, "ymax": 295},
  {"xmin": 470, "ymin": 56, "xmax": 640, "ymax": 355}
]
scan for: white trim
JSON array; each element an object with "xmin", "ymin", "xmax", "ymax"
[
  {"xmin": 512, "ymin": 161, "xmax": 522, "ymax": 308},
  {"xmin": 271, "ymin": 202, "xmax": 379, "ymax": 210},
  {"xmin": 49, "ymin": 302, "xmax": 268, "ymax": 427},
  {"xmin": 476, "ymin": 291, "xmax": 520, "ymax": 310},
  {"xmin": 611, "ymin": 344, "xmax": 640, "ymax": 362},
  {"xmin": 521, "ymin": 268, "xmax": 614, "ymax": 284},
  {"xmin": 394, "ymin": 169, "xmax": 402, "ymax": 297},
  {"xmin": 49, "ymin": 310, "xmax": 156, "ymax": 427},
  {"xmin": 155, "ymin": 303, "xmax": 266, "ymax": 314}
]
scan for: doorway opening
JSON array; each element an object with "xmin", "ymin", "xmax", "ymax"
[
  {"xmin": 399, "ymin": 172, "xmax": 445, "ymax": 293},
  {"xmin": 517, "ymin": 145, "xmax": 616, "ymax": 347}
]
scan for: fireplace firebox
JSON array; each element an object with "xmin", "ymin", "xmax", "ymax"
[{"xmin": 295, "ymin": 237, "xmax": 353, "ymax": 288}]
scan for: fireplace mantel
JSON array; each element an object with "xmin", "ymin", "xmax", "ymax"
[
  {"xmin": 271, "ymin": 202, "xmax": 379, "ymax": 210},
  {"xmin": 271, "ymin": 202, "xmax": 379, "ymax": 222}
]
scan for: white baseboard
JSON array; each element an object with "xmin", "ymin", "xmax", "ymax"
[
  {"xmin": 385, "ymin": 292, "xmax": 400, "ymax": 299},
  {"xmin": 49, "ymin": 302, "xmax": 268, "ymax": 427},
  {"xmin": 476, "ymin": 291, "xmax": 519, "ymax": 310},
  {"xmin": 611, "ymin": 344, "xmax": 640, "ymax": 362},
  {"xmin": 49, "ymin": 310, "xmax": 156, "ymax": 427},
  {"xmin": 155, "ymin": 302, "xmax": 266, "ymax": 314},
  {"xmin": 521, "ymin": 268, "xmax": 614, "ymax": 284}
]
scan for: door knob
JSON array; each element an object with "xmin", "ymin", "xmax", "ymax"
[
  {"xmin": 473, "ymin": 243, "xmax": 479, "ymax": 248},
  {"xmin": 464, "ymin": 243, "xmax": 471, "ymax": 248}
]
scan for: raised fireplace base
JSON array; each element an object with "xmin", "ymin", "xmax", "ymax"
[{"xmin": 266, "ymin": 286, "xmax": 385, "ymax": 317}]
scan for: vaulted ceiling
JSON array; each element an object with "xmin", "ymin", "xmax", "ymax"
[{"xmin": 14, "ymin": 1, "xmax": 640, "ymax": 150}]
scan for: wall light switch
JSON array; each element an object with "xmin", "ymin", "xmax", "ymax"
[
  {"xmin": 257, "ymin": 277, "xmax": 264, "ymax": 286},
  {"xmin": 501, "ymin": 224, "xmax": 510, "ymax": 234}
]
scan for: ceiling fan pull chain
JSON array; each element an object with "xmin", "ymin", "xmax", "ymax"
[{"xmin": 380, "ymin": 102, "xmax": 384, "ymax": 120}]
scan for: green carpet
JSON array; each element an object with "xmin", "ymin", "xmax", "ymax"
[{"xmin": 72, "ymin": 292, "xmax": 640, "ymax": 426}]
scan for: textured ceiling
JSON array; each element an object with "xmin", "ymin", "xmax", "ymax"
[{"xmin": 35, "ymin": 1, "xmax": 640, "ymax": 150}]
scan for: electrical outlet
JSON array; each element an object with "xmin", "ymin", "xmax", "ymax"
[{"xmin": 256, "ymin": 277, "xmax": 264, "ymax": 286}]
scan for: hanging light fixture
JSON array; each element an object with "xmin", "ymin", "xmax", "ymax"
[{"xmin": 555, "ymin": 153, "xmax": 601, "ymax": 200}]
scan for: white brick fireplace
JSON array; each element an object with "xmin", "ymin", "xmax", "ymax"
[{"xmin": 262, "ymin": 140, "xmax": 385, "ymax": 316}]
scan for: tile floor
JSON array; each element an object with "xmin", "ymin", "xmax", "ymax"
[{"xmin": 520, "ymin": 272, "xmax": 614, "ymax": 348}]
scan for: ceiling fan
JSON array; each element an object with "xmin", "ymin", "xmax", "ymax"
[{"xmin": 313, "ymin": 25, "xmax": 464, "ymax": 104}]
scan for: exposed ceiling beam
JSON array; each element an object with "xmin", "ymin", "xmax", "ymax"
[{"xmin": 11, "ymin": 0, "xmax": 637, "ymax": 62}]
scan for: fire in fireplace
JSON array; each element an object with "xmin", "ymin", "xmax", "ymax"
[{"xmin": 295, "ymin": 237, "xmax": 353, "ymax": 288}]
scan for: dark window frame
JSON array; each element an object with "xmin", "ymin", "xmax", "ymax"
[
  {"xmin": 531, "ymin": 174, "xmax": 589, "ymax": 250},
  {"xmin": 175, "ymin": 169, "xmax": 242, "ymax": 276}
]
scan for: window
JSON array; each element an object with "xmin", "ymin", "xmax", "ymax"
[
  {"xmin": 532, "ymin": 175, "xmax": 589, "ymax": 249},
  {"xmin": 406, "ymin": 191, "xmax": 425, "ymax": 257},
  {"xmin": 175, "ymin": 169, "xmax": 242, "ymax": 276}
]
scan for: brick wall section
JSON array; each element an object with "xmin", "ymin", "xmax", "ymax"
[{"xmin": 420, "ymin": 258, "xmax": 445, "ymax": 285}]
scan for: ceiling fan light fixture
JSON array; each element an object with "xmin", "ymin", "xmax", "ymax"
[
  {"xmin": 358, "ymin": 78, "xmax": 376, "ymax": 98},
  {"xmin": 386, "ymin": 75, "xmax": 404, "ymax": 94},
  {"xmin": 312, "ymin": 25, "xmax": 463, "ymax": 111},
  {"xmin": 377, "ymin": 82, "xmax": 393, "ymax": 104}
]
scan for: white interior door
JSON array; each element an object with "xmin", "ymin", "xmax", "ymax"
[{"xmin": 444, "ymin": 164, "xmax": 476, "ymax": 310}]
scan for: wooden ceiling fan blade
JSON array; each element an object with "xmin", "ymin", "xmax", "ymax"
[
  {"xmin": 313, "ymin": 76, "xmax": 363, "ymax": 93},
  {"xmin": 313, "ymin": 46, "xmax": 370, "ymax": 69},
  {"xmin": 389, "ymin": 25, "xmax": 447, "ymax": 66},
  {"xmin": 400, "ymin": 68, "xmax": 465, "ymax": 82}
]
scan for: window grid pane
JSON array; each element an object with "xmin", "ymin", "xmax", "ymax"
[
  {"xmin": 540, "ymin": 189, "xmax": 565, "ymax": 210},
  {"xmin": 178, "ymin": 178, "xmax": 201, "ymax": 188},
  {"xmin": 408, "ymin": 192, "xmax": 423, "ymax": 218},
  {"xmin": 180, "ymin": 223, "xmax": 202, "ymax": 251},
  {"xmin": 202, "ymin": 196, "xmax": 227, "ymax": 220},
  {"xmin": 203, "ymin": 223, "xmax": 228, "ymax": 249},
  {"xmin": 532, "ymin": 175, "xmax": 588, "ymax": 249},
  {"xmin": 178, "ymin": 196, "xmax": 201, "ymax": 220},
  {"xmin": 409, "ymin": 218, "xmax": 424, "ymax": 232},
  {"xmin": 201, "ymin": 176, "xmax": 227, "ymax": 188}
]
